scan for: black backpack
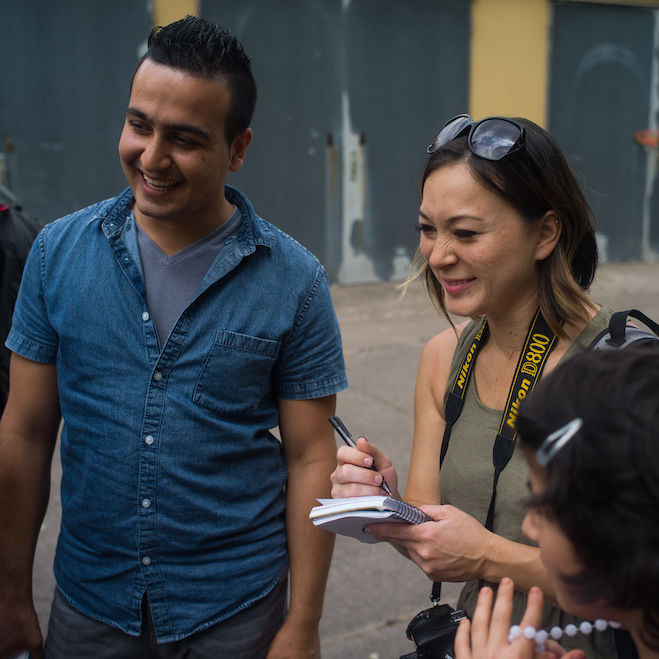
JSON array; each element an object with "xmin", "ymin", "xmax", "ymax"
[
  {"xmin": 588, "ymin": 309, "xmax": 659, "ymax": 351},
  {"xmin": 0, "ymin": 186, "xmax": 42, "ymax": 413}
]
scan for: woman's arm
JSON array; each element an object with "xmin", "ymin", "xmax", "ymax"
[
  {"xmin": 366, "ymin": 327, "xmax": 458, "ymax": 560},
  {"xmin": 366, "ymin": 505, "xmax": 557, "ymax": 602},
  {"xmin": 404, "ymin": 327, "xmax": 459, "ymax": 507},
  {"xmin": 330, "ymin": 326, "xmax": 458, "ymax": 502}
]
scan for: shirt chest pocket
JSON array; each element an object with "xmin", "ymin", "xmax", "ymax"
[{"xmin": 194, "ymin": 330, "xmax": 281, "ymax": 416}]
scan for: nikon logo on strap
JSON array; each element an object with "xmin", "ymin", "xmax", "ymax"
[
  {"xmin": 505, "ymin": 378, "xmax": 531, "ymax": 431},
  {"xmin": 499, "ymin": 311, "xmax": 556, "ymax": 437},
  {"xmin": 520, "ymin": 333, "xmax": 552, "ymax": 377},
  {"xmin": 456, "ymin": 324, "xmax": 485, "ymax": 391}
]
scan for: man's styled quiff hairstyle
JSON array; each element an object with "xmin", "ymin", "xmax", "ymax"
[
  {"xmin": 137, "ymin": 15, "xmax": 257, "ymax": 143},
  {"xmin": 517, "ymin": 347, "xmax": 659, "ymax": 651}
]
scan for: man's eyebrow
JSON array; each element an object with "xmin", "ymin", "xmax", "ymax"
[{"xmin": 125, "ymin": 106, "xmax": 211, "ymax": 141}]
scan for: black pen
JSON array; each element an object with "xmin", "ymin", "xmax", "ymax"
[{"xmin": 329, "ymin": 416, "xmax": 394, "ymax": 497}]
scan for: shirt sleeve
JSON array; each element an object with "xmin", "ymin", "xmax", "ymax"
[
  {"xmin": 274, "ymin": 265, "xmax": 348, "ymax": 400},
  {"xmin": 5, "ymin": 230, "xmax": 59, "ymax": 364}
]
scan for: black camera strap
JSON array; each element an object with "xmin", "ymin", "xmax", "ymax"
[
  {"xmin": 439, "ymin": 319, "xmax": 487, "ymax": 468},
  {"xmin": 432, "ymin": 310, "xmax": 557, "ymax": 604},
  {"xmin": 440, "ymin": 309, "xmax": 557, "ymax": 527}
]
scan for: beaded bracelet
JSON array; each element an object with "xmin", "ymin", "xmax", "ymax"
[{"xmin": 508, "ymin": 619, "xmax": 621, "ymax": 651}]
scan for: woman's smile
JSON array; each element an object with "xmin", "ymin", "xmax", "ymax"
[
  {"xmin": 418, "ymin": 163, "xmax": 545, "ymax": 318},
  {"xmin": 441, "ymin": 277, "xmax": 475, "ymax": 296}
]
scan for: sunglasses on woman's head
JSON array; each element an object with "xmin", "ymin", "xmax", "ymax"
[{"xmin": 427, "ymin": 114, "xmax": 527, "ymax": 162}]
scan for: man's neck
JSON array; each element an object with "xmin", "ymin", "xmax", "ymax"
[{"xmin": 134, "ymin": 202, "xmax": 235, "ymax": 256}]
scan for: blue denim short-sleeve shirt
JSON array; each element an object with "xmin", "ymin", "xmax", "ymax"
[{"xmin": 6, "ymin": 186, "xmax": 348, "ymax": 642}]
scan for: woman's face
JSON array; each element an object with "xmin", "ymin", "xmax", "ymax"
[
  {"xmin": 522, "ymin": 452, "xmax": 621, "ymax": 623},
  {"xmin": 418, "ymin": 163, "xmax": 548, "ymax": 321}
]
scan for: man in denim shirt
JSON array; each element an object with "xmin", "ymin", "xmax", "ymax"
[{"xmin": 0, "ymin": 16, "xmax": 347, "ymax": 659}]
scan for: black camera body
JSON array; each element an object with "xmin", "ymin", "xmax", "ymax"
[{"xmin": 400, "ymin": 603, "xmax": 467, "ymax": 659}]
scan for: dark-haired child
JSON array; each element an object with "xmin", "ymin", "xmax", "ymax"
[{"xmin": 455, "ymin": 346, "xmax": 659, "ymax": 659}]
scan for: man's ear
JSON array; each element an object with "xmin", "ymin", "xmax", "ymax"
[
  {"xmin": 229, "ymin": 128, "xmax": 253, "ymax": 172},
  {"xmin": 535, "ymin": 211, "xmax": 562, "ymax": 261}
]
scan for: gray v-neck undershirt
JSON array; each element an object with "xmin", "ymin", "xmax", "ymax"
[{"xmin": 136, "ymin": 207, "xmax": 241, "ymax": 347}]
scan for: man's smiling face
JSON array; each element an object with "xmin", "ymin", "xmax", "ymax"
[{"xmin": 118, "ymin": 58, "xmax": 244, "ymax": 231}]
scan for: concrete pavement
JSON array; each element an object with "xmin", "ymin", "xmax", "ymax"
[{"xmin": 32, "ymin": 261, "xmax": 659, "ymax": 658}]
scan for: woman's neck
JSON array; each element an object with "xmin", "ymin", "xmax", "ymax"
[{"xmin": 485, "ymin": 299, "xmax": 541, "ymax": 358}]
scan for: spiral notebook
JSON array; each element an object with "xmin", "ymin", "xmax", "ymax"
[{"xmin": 309, "ymin": 496, "xmax": 432, "ymax": 543}]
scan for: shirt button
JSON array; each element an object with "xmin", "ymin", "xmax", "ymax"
[
  {"xmin": 142, "ymin": 312, "xmax": 150, "ymax": 321},
  {"xmin": 153, "ymin": 372, "xmax": 162, "ymax": 381},
  {"xmin": 141, "ymin": 499, "xmax": 151, "ymax": 508},
  {"xmin": 142, "ymin": 556, "xmax": 151, "ymax": 565},
  {"xmin": 145, "ymin": 435, "xmax": 154, "ymax": 445}
]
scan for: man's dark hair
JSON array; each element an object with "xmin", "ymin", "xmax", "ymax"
[
  {"xmin": 517, "ymin": 347, "xmax": 659, "ymax": 650},
  {"xmin": 138, "ymin": 15, "xmax": 257, "ymax": 143}
]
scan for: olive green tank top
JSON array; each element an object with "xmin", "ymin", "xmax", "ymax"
[{"xmin": 440, "ymin": 307, "xmax": 618, "ymax": 659}]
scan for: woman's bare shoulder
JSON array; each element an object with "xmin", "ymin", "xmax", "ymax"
[
  {"xmin": 423, "ymin": 320, "xmax": 470, "ymax": 357},
  {"xmin": 418, "ymin": 320, "xmax": 471, "ymax": 388},
  {"xmin": 412, "ymin": 321, "xmax": 472, "ymax": 440}
]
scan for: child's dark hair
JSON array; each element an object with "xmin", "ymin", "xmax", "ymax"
[
  {"xmin": 136, "ymin": 15, "xmax": 257, "ymax": 143},
  {"xmin": 517, "ymin": 346, "xmax": 659, "ymax": 650}
]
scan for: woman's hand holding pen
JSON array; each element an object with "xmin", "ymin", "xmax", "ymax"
[{"xmin": 330, "ymin": 436, "xmax": 400, "ymax": 499}]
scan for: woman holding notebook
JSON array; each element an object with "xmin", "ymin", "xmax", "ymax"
[{"xmin": 331, "ymin": 115, "xmax": 618, "ymax": 659}]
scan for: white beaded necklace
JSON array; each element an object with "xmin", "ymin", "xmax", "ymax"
[{"xmin": 508, "ymin": 619, "xmax": 621, "ymax": 651}]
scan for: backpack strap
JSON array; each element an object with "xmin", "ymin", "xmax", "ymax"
[{"xmin": 588, "ymin": 309, "xmax": 659, "ymax": 350}]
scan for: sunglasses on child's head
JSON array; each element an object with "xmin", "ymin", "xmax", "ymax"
[{"xmin": 427, "ymin": 114, "xmax": 527, "ymax": 162}]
